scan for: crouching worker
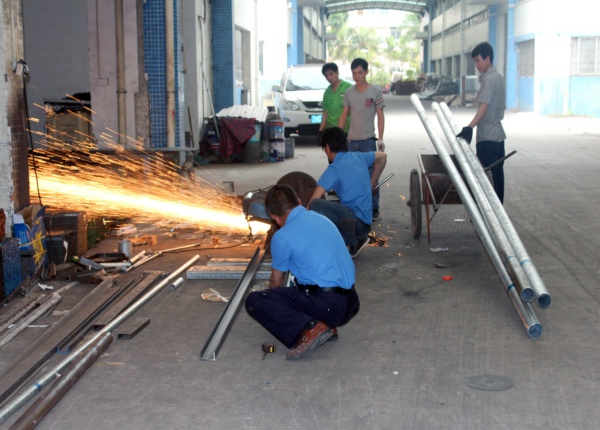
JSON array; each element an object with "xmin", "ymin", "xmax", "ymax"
[
  {"xmin": 309, "ymin": 126, "xmax": 387, "ymax": 257},
  {"xmin": 245, "ymin": 184, "xmax": 360, "ymax": 360}
]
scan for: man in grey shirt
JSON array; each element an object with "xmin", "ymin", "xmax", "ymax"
[
  {"xmin": 457, "ymin": 42, "xmax": 507, "ymax": 203},
  {"xmin": 338, "ymin": 58, "xmax": 386, "ymax": 220}
]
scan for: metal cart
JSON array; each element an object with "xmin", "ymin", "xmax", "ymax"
[
  {"xmin": 408, "ymin": 154, "xmax": 463, "ymax": 242},
  {"xmin": 407, "ymin": 151, "xmax": 516, "ymax": 242}
]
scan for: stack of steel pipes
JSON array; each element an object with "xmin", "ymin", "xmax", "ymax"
[{"xmin": 410, "ymin": 94, "xmax": 551, "ymax": 339}]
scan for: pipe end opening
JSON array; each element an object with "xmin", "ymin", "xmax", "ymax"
[
  {"xmin": 528, "ymin": 323, "xmax": 543, "ymax": 339},
  {"xmin": 520, "ymin": 288, "xmax": 535, "ymax": 303},
  {"xmin": 536, "ymin": 294, "xmax": 551, "ymax": 309}
]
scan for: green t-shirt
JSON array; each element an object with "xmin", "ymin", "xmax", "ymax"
[{"xmin": 323, "ymin": 80, "xmax": 352, "ymax": 131}]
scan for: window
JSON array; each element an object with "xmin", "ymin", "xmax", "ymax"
[
  {"xmin": 571, "ymin": 37, "xmax": 600, "ymax": 75},
  {"xmin": 518, "ymin": 39, "xmax": 534, "ymax": 77}
]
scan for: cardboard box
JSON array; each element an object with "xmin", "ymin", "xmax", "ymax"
[
  {"xmin": 46, "ymin": 110, "xmax": 91, "ymax": 147},
  {"xmin": 13, "ymin": 205, "xmax": 48, "ymax": 266}
]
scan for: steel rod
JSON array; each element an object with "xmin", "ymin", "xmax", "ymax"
[
  {"xmin": 439, "ymin": 102, "xmax": 551, "ymax": 308},
  {"xmin": 0, "ymin": 295, "xmax": 61, "ymax": 348},
  {"xmin": 431, "ymin": 102, "xmax": 535, "ymax": 302},
  {"xmin": 201, "ymin": 246, "xmax": 266, "ymax": 361},
  {"xmin": 410, "ymin": 94, "xmax": 541, "ymax": 338},
  {"xmin": 0, "ymin": 255, "xmax": 200, "ymax": 425},
  {"xmin": 8, "ymin": 332, "xmax": 113, "ymax": 430}
]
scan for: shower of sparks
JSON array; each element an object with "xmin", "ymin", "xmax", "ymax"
[{"xmin": 29, "ymin": 122, "xmax": 268, "ymax": 235}]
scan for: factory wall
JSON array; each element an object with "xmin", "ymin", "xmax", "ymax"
[
  {"xmin": 429, "ymin": 0, "xmax": 600, "ymax": 117},
  {"xmin": 22, "ymin": 0, "xmax": 90, "ymax": 141},
  {"xmin": 0, "ymin": 0, "xmax": 28, "ymax": 237},
  {"xmin": 183, "ymin": 0, "xmax": 212, "ymax": 146}
]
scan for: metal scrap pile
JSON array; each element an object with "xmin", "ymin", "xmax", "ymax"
[{"xmin": 417, "ymin": 74, "xmax": 459, "ymax": 100}]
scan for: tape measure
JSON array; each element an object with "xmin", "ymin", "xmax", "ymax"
[{"xmin": 261, "ymin": 343, "xmax": 276, "ymax": 360}]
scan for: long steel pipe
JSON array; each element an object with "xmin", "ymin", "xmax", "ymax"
[
  {"xmin": 439, "ymin": 102, "xmax": 551, "ymax": 308},
  {"xmin": 0, "ymin": 255, "xmax": 200, "ymax": 425},
  {"xmin": 410, "ymin": 95, "xmax": 542, "ymax": 338},
  {"xmin": 8, "ymin": 332, "xmax": 113, "ymax": 430},
  {"xmin": 431, "ymin": 102, "xmax": 535, "ymax": 302}
]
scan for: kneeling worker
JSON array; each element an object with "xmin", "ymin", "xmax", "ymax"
[
  {"xmin": 309, "ymin": 126, "xmax": 387, "ymax": 257},
  {"xmin": 245, "ymin": 184, "xmax": 360, "ymax": 360}
]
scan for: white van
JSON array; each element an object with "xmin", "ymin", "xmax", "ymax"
[{"xmin": 272, "ymin": 64, "xmax": 326, "ymax": 137}]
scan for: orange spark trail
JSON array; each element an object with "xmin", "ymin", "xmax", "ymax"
[{"xmin": 29, "ymin": 134, "xmax": 267, "ymax": 234}]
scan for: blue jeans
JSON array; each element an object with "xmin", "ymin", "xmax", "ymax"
[
  {"xmin": 476, "ymin": 140, "xmax": 505, "ymax": 203},
  {"xmin": 309, "ymin": 199, "xmax": 371, "ymax": 247},
  {"xmin": 348, "ymin": 137, "xmax": 379, "ymax": 211}
]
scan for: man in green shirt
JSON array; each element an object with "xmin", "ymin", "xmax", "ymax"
[{"xmin": 318, "ymin": 63, "xmax": 351, "ymax": 143}]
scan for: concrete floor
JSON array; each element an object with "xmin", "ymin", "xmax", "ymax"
[{"xmin": 1, "ymin": 95, "xmax": 599, "ymax": 429}]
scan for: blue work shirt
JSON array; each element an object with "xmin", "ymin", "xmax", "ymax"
[
  {"xmin": 270, "ymin": 206, "xmax": 355, "ymax": 289},
  {"xmin": 317, "ymin": 151, "xmax": 375, "ymax": 225}
]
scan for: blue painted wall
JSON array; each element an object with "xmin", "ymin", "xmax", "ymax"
[
  {"xmin": 569, "ymin": 76, "xmax": 600, "ymax": 117},
  {"xmin": 143, "ymin": 0, "xmax": 185, "ymax": 148},
  {"xmin": 287, "ymin": 0, "xmax": 300, "ymax": 66},
  {"xmin": 517, "ymin": 77, "xmax": 534, "ymax": 112},
  {"xmin": 538, "ymin": 78, "xmax": 568, "ymax": 116},
  {"xmin": 212, "ymin": 0, "xmax": 235, "ymax": 112},
  {"xmin": 505, "ymin": 0, "xmax": 518, "ymax": 110}
]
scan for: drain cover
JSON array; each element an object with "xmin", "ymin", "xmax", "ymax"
[{"xmin": 465, "ymin": 375, "xmax": 514, "ymax": 391}]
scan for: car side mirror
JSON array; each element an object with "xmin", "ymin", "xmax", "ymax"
[{"xmin": 272, "ymin": 84, "xmax": 281, "ymax": 92}]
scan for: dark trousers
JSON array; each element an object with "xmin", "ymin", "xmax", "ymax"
[
  {"xmin": 309, "ymin": 199, "xmax": 371, "ymax": 247},
  {"xmin": 245, "ymin": 286, "xmax": 360, "ymax": 348},
  {"xmin": 476, "ymin": 140, "xmax": 505, "ymax": 203}
]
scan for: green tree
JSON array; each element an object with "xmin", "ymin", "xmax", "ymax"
[{"xmin": 397, "ymin": 13, "xmax": 421, "ymax": 76}]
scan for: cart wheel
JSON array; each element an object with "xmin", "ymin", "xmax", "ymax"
[{"xmin": 409, "ymin": 168, "xmax": 422, "ymax": 238}]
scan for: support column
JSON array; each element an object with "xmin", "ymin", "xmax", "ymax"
[{"xmin": 505, "ymin": 0, "xmax": 518, "ymax": 110}]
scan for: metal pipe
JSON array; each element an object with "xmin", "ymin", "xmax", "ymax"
[
  {"xmin": 129, "ymin": 250, "xmax": 147, "ymax": 264},
  {"xmin": 410, "ymin": 94, "xmax": 542, "ymax": 338},
  {"xmin": 0, "ymin": 294, "xmax": 62, "ymax": 348},
  {"xmin": 439, "ymin": 102, "xmax": 551, "ymax": 308},
  {"xmin": 123, "ymin": 251, "xmax": 163, "ymax": 272},
  {"xmin": 8, "ymin": 332, "xmax": 113, "ymax": 430},
  {"xmin": 169, "ymin": 277, "xmax": 184, "ymax": 291},
  {"xmin": 166, "ymin": 0, "xmax": 176, "ymax": 148},
  {"xmin": 115, "ymin": 0, "xmax": 127, "ymax": 146},
  {"xmin": 431, "ymin": 102, "xmax": 535, "ymax": 302},
  {"xmin": 201, "ymin": 247, "xmax": 266, "ymax": 360},
  {"xmin": 0, "ymin": 255, "xmax": 200, "ymax": 424}
]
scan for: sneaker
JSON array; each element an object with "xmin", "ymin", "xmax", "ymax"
[
  {"xmin": 286, "ymin": 321, "xmax": 332, "ymax": 360},
  {"xmin": 372, "ymin": 209, "xmax": 380, "ymax": 221},
  {"xmin": 349, "ymin": 236, "xmax": 370, "ymax": 258}
]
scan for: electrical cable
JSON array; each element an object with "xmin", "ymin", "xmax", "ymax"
[{"xmin": 18, "ymin": 59, "xmax": 61, "ymax": 270}]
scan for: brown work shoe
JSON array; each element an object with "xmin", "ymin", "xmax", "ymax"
[
  {"xmin": 286, "ymin": 321, "xmax": 332, "ymax": 360},
  {"xmin": 328, "ymin": 327, "xmax": 338, "ymax": 342}
]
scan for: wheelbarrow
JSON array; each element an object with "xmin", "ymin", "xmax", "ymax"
[{"xmin": 407, "ymin": 151, "xmax": 516, "ymax": 242}]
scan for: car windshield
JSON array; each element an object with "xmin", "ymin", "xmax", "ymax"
[{"xmin": 285, "ymin": 69, "xmax": 327, "ymax": 91}]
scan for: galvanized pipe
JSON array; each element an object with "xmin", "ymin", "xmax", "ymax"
[
  {"xmin": 0, "ymin": 255, "xmax": 200, "ymax": 425},
  {"xmin": 8, "ymin": 332, "xmax": 113, "ymax": 430},
  {"xmin": 410, "ymin": 95, "xmax": 542, "ymax": 338},
  {"xmin": 431, "ymin": 102, "xmax": 535, "ymax": 302},
  {"xmin": 439, "ymin": 102, "xmax": 551, "ymax": 308}
]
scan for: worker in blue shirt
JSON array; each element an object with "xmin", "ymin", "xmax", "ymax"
[
  {"xmin": 309, "ymin": 126, "xmax": 387, "ymax": 257},
  {"xmin": 245, "ymin": 184, "xmax": 359, "ymax": 360}
]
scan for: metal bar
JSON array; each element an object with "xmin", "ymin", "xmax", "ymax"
[
  {"xmin": 117, "ymin": 317, "xmax": 151, "ymax": 340},
  {"xmin": 431, "ymin": 102, "xmax": 535, "ymax": 303},
  {"xmin": 410, "ymin": 94, "xmax": 542, "ymax": 338},
  {"xmin": 0, "ymin": 255, "xmax": 200, "ymax": 424},
  {"xmin": 374, "ymin": 172, "xmax": 395, "ymax": 189},
  {"xmin": 439, "ymin": 102, "xmax": 551, "ymax": 308},
  {"xmin": 201, "ymin": 246, "xmax": 266, "ymax": 361},
  {"xmin": 92, "ymin": 272, "xmax": 163, "ymax": 331},
  {"xmin": 8, "ymin": 332, "xmax": 113, "ymax": 430},
  {"xmin": 484, "ymin": 150, "xmax": 517, "ymax": 172}
]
